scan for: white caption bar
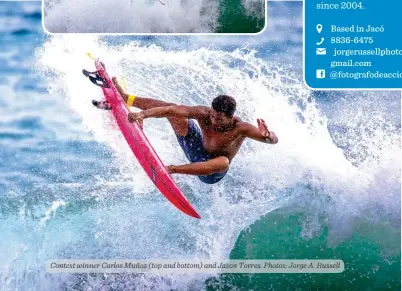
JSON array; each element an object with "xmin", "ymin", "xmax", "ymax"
[{"xmin": 47, "ymin": 260, "xmax": 344, "ymax": 274}]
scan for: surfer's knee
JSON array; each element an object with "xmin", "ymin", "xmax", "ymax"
[{"xmin": 216, "ymin": 156, "xmax": 229, "ymax": 172}]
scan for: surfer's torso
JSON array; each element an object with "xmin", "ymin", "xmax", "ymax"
[{"xmin": 197, "ymin": 116, "xmax": 247, "ymax": 162}]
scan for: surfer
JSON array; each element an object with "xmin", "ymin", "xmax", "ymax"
[{"xmin": 93, "ymin": 77, "xmax": 278, "ymax": 184}]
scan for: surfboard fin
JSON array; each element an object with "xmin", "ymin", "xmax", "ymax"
[{"xmin": 82, "ymin": 69, "xmax": 110, "ymax": 88}]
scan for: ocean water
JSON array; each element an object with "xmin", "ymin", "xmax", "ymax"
[
  {"xmin": 43, "ymin": 0, "xmax": 265, "ymax": 33},
  {"xmin": 1, "ymin": 1, "xmax": 401, "ymax": 290}
]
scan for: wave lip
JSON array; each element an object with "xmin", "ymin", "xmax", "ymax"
[{"xmin": 43, "ymin": 0, "xmax": 265, "ymax": 33}]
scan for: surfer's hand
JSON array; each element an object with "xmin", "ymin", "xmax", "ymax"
[
  {"xmin": 128, "ymin": 112, "xmax": 145, "ymax": 123},
  {"xmin": 257, "ymin": 118, "xmax": 270, "ymax": 137},
  {"xmin": 167, "ymin": 165, "xmax": 176, "ymax": 174}
]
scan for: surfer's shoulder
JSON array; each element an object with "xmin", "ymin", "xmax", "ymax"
[
  {"xmin": 191, "ymin": 106, "xmax": 212, "ymax": 118},
  {"xmin": 233, "ymin": 116, "xmax": 242, "ymax": 123},
  {"xmin": 233, "ymin": 116, "xmax": 244, "ymax": 127},
  {"xmin": 198, "ymin": 105, "xmax": 212, "ymax": 113},
  {"xmin": 233, "ymin": 117, "xmax": 247, "ymax": 132},
  {"xmin": 235, "ymin": 119, "xmax": 253, "ymax": 133}
]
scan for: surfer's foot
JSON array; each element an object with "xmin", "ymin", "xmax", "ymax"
[{"xmin": 92, "ymin": 100, "xmax": 112, "ymax": 110}]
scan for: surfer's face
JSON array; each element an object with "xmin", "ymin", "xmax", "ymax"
[{"xmin": 210, "ymin": 110, "xmax": 232, "ymax": 129}]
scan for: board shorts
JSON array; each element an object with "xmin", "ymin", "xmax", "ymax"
[{"xmin": 176, "ymin": 120, "xmax": 228, "ymax": 184}]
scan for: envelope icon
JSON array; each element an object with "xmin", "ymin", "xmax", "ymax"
[{"xmin": 316, "ymin": 48, "xmax": 326, "ymax": 55}]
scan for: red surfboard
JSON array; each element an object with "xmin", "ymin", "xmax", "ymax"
[{"xmin": 83, "ymin": 59, "xmax": 201, "ymax": 219}]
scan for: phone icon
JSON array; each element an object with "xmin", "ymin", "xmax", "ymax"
[{"xmin": 316, "ymin": 37, "xmax": 324, "ymax": 46}]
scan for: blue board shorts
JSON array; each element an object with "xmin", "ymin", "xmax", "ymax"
[{"xmin": 176, "ymin": 120, "xmax": 228, "ymax": 184}]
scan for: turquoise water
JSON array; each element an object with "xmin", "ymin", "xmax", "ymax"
[
  {"xmin": 217, "ymin": 0, "xmax": 265, "ymax": 33},
  {"xmin": 208, "ymin": 210, "xmax": 401, "ymax": 290},
  {"xmin": 1, "ymin": 2, "xmax": 400, "ymax": 290}
]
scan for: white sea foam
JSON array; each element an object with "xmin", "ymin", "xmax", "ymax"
[{"xmin": 43, "ymin": 0, "xmax": 220, "ymax": 33}]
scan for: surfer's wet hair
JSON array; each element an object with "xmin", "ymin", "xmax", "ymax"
[{"xmin": 212, "ymin": 95, "xmax": 236, "ymax": 118}]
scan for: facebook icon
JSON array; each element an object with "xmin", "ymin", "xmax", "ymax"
[{"xmin": 316, "ymin": 70, "xmax": 326, "ymax": 79}]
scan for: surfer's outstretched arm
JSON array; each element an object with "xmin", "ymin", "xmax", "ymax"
[
  {"xmin": 128, "ymin": 105, "xmax": 209, "ymax": 122},
  {"xmin": 240, "ymin": 119, "xmax": 278, "ymax": 144},
  {"xmin": 167, "ymin": 156, "xmax": 229, "ymax": 176}
]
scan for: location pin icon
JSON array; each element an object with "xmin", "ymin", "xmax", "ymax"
[{"xmin": 316, "ymin": 24, "xmax": 323, "ymax": 33}]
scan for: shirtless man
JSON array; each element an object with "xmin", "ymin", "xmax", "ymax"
[{"xmin": 93, "ymin": 77, "xmax": 278, "ymax": 184}]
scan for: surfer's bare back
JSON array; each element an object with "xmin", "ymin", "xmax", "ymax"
[{"xmin": 94, "ymin": 77, "xmax": 278, "ymax": 184}]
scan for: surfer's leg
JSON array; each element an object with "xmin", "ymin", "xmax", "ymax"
[
  {"xmin": 112, "ymin": 77, "xmax": 189, "ymax": 135},
  {"xmin": 173, "ymin": 121, "xmax": 228, "ymax": 183},
  {"xmin": 112, "ymin": 77, "xmax": 175, "ymax": 109},
  {"xmin": 167, "ymin": 157, "xmax": 229, "ymax": 176},
  {"xmin": 121, "ymin": 94, "xmax": 188, "ymax": 135}
]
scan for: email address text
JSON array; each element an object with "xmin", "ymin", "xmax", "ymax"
[
  {"xmin": 330, "ymin": 60, "xmax": 372, "ymax": 68},
  {"xmin": 333, "ymin": 48, "xmax": 402, "ymax": 57}
]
